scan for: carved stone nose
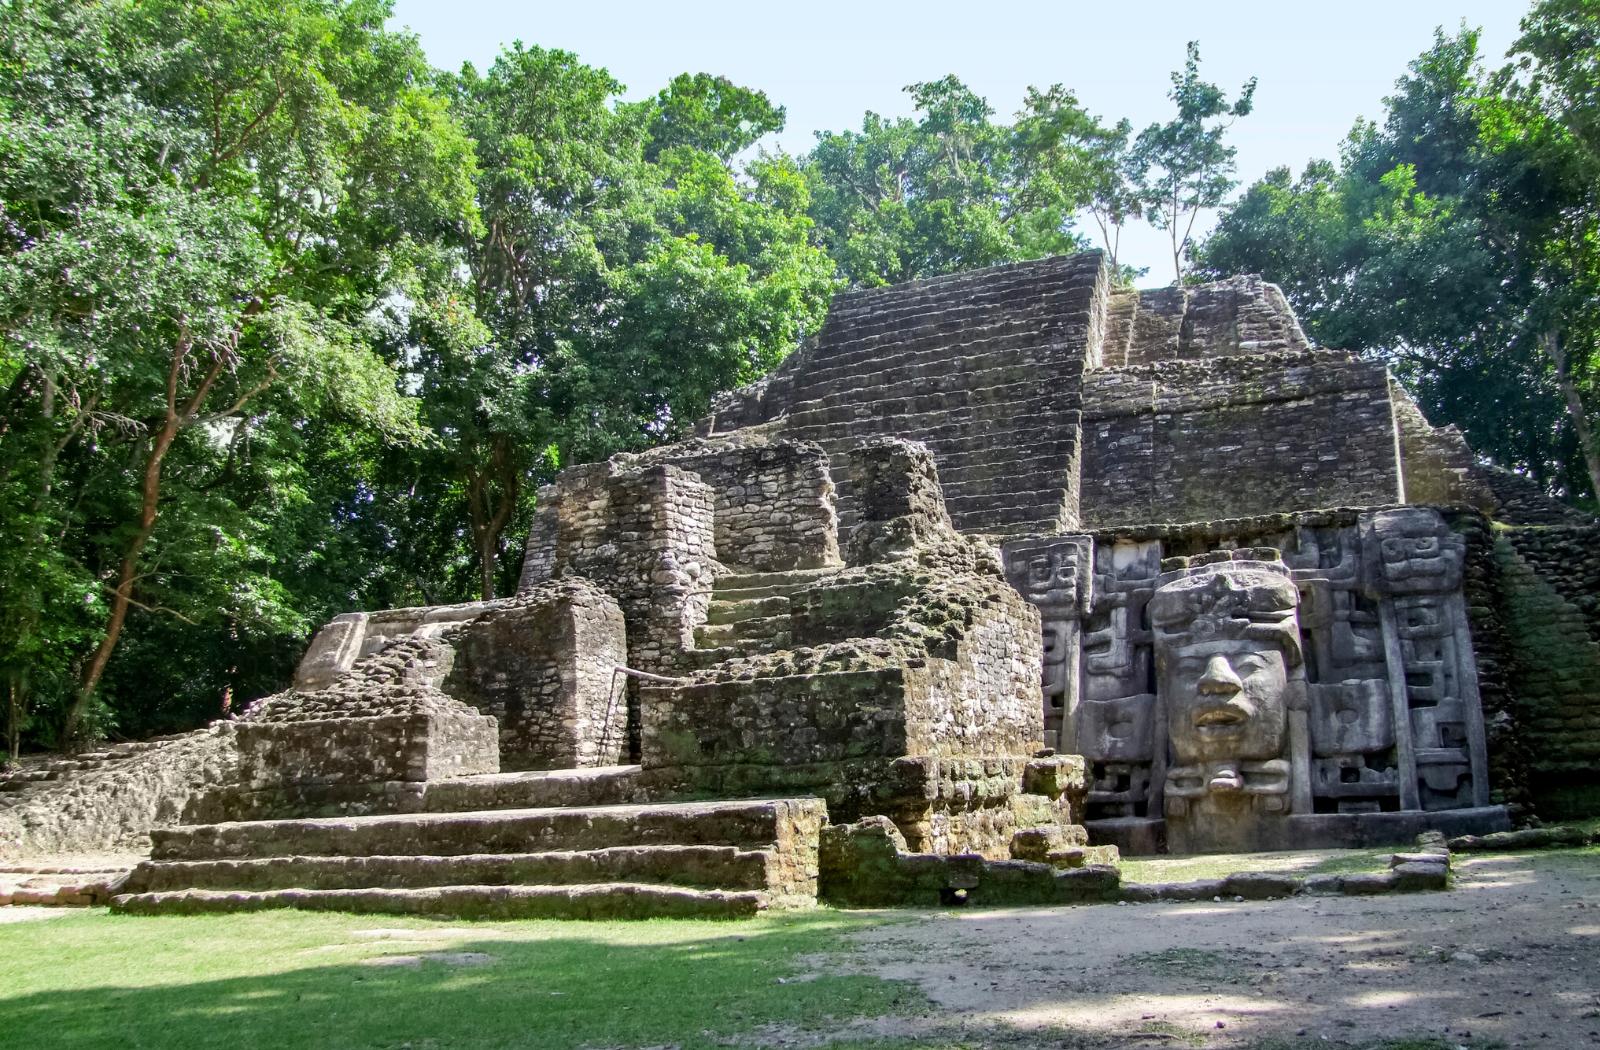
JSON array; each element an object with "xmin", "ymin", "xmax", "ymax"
[{"xmin": 1197, "ymin": 654, "xmax": 1243, "ymax": 695}]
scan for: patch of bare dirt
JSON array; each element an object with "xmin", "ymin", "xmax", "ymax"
[{"xmin": 825, "ymin": 849, "xmax": 1600, "ymax": 1048}]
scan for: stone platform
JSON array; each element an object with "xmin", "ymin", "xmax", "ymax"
[
  {"xmin": 1087, "ymin": 805, "xmax": 1512, "ymax": 856},
  {"xmin": 112, "ymin": 796, "xmax": 825, "ymax": 920}
]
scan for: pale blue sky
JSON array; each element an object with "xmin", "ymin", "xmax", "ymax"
[{"xmin": 390, "ymin": 0, "xmax": 1527, "ymax": 283}]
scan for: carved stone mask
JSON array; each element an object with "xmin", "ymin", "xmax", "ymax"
[
  {"xmin": 1149, "ymin": 555, "xmax": 1303, "ymax": 769},
  {"xmin": 1164, "ymin": 640, "xmax": 1288, "ymax": 764}
]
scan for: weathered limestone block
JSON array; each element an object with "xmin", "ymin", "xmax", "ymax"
[
  {"xmin": 818, "ymin": 816, "xmax": 1118, "ymax": 907},
  {"xmin": 844, "ymin": 438, "xmax": 960, "ymax": 565},
  {"xmin": 443, "ymin": 578, "xmax": 628, "ymax": 771},
  {"xmin": 1080, "ymin": 351, "xmax": 1404, "ymax": 528},
  {"xmin": 641, "ymin": 558, "xmax": 1046, "ymax": 855},
  {"xmin": 293, "ymin": 601, "xmax": 501, "ymax": 690},
  {"xmin": 1390, "ymin": 380, "xmax": 1497, "ymax": 512},
  {"xmin": 540, "ymin": 460, "xmax": 720, "ymax": 676}
]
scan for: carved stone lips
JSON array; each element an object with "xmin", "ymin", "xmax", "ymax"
[{"xmin": 1194, "ymin": 704, "xmax": 1249, "ymax": 730}]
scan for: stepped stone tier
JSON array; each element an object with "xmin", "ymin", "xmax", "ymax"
[{"xmin": 23, "ymin": 249, "xmax": 1600, "ymax": 918}]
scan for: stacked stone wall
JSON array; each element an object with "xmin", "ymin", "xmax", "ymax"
[
  {"xmin": 549, "ymin": 462, "xmax": 718, "ymax": 675},
  {"xmin": 443, "ymin": 579, "xmax": 628, "ymax": 770},
  {"xmin": 1102, "ymin": 277, "xmax": 1309, "ymax": 367},
  {"xmin": 0, "ymin": 725, "xmax": 240, "ymax": 858},
  {"xmin": 1505, "ymin": 524, "xmax": 1600, "ymax": 641},
  {"xmin": 1080, "ymin": 351, "xmax": 1403, "ymax": 527},
  {"xmin": 1483, "ymin": 466, "xmax": 1594, "ymax": 526},
  {"xmin": 637, "ymin": 437, "xmax": 841, "ymax": 572},
  {"xmin": 1492, "ymin": 531, "xmax": 1600, "ymax": 819},
  {"xmin": 1391, "ymin": 380, "xmax": 1498, "ymax": 511},
  {"xmin": 1441, "ymin": 511, "xmax": 1533, "ymax": 816}
]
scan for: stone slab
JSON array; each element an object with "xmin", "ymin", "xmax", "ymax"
[
  {"xmin": 125, "ymin": 845, "xmax": 784, "ymax": 895},
  {"xmin": 151, "ymin": 798, "xmax": 827, "ymax": 863},
  {"xmin": 109, "ymin": 883, "xmax": 776, "ymax": 920}
]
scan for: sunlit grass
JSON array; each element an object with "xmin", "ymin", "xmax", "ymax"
[
  {"xmin": 0, "ymin": 908, "xmax": 925, "ymax": 1050},
  {"xmin": 1118, "ymin": 847, "xmax": 1392, "ymax": 885}
]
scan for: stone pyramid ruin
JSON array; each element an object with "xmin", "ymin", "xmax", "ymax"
[{"xmin": 9, "ymin": 250, "xmax": 1600, "ymax": 918}]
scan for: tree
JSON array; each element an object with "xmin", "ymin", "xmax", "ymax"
[
  {"xmin": 1012, "ymin": 86, "xmax": 1143, "ymax": 281},
  {"xmin": 428, "ymin": 49, "xmax": 835, "ymax": 598},
  {"xmin": 0, "ymin": 0, "xmax": 476, "ymax": 745},
  {"xmin": 636, "ymin": 72, "xmax": 785, "ymax": 163},
  {"xmin": 1128, "ymin": 42, "xmax": 1257, "ymax": 284},
  {"xmin": 803, "ymin": 76, "xmax": 1129, "ymax": 288},
  {"xmin": 1196, "ymin": 24, "xmax": 1597, "ymax": 504},
  {"xmin": 1492, "ymin": 0, "xmax": 1600, "ymax": 501}
]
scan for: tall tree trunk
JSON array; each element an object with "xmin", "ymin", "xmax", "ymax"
[
  {"xmin": 1544, "ymin": 328, "xmax": 1600, "ymax": 502},
  {"xmin": 463, "ymin": 434, "xmax": 521, "ymax": 602},
  {"xmin": 64, "ymin": 331, "xmax": 222, "ymax": 748}
]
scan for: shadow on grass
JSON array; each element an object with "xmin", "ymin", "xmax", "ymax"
[{"xmin": 0, "ymin": 909, "xmax": 927, "ymax": 1050}]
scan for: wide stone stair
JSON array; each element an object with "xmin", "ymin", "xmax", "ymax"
[
  {"xmin": 111, "ymin": 794, "xmax": 826, "ymax": 920},
  {"xmin": 691, "ymin": 568, "xmax": 838, "ymax": 657}
]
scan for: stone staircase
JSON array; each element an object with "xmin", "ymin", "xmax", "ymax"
[
  {"xmin": 111, "ymin": 794, "xmax": 826, "ymax": 920},
  {"xmin": 691, "ymin": 568, "xmax": 838, "ymax": 656}
]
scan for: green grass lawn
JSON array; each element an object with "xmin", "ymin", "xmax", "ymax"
[
  {"xmin": 0, "ymin": 908, "xmax": 922, "ymax": 1050},
  {"xmin": 0, "ymin": 907, "xmax": 1515, "ymax": 1050},
  {"xmin": 1117, "ymin": 847, "xmax": 1395, "ymax": 885}
]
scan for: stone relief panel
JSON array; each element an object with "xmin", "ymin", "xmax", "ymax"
[
  {"xmin": 1001, "ymin": 536, "xmax": 1092, "ymax": 753},
  {"xmin": 1080, "ymin": 540, "xmax": 1162, "ymax": 820},
  {"xmin": 1001, "ymin": 506, "xmax": 1491, "ymax": 849}
]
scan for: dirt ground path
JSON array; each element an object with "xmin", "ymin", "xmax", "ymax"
[{"xmin": 833, "ymin": 850, "xmax": 1600, "ymax": 1048}]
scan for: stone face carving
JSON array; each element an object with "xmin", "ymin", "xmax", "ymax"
[
  {"xmin": 1001, "ymin": 535, "xmax": 1092, "ymax": 751},
  {"xmin": 1148, "ymin": 552, "xmax": 1309, "ymax": 852}
]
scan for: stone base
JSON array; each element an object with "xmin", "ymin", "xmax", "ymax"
[
  {"xmin": 1090, "ymin": 807, "xmax": 1511, "ymax": 855},
  {"xmin": 1085, "ymin": 817, "xmax": 1167, "ymax": 856}
]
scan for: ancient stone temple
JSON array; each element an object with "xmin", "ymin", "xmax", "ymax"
[{"xmin": 10, "ymin": 250, "xmax": 1600, "ymax": 919}]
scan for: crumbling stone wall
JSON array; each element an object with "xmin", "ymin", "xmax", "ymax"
[
  {"xmin": 0, "ymin": 725, "xmax": 240, "ymax": 858},
  {"xmin": 1080, "ymin": 351, "xmax": 1403, "ymax": 527},
  {"xmin": 1098, "ymin": 275, "xmax": 1310, "ymax": 367},
  {"xmin": 1391, "ymin": 381, "xmax": 1498, "ymax": 512},
  {"xmin": 1441, "ymin": 510, "xmax": 1533, "ymax": 817},
  {"xmin": 532, "ymin": 460, "xmax": 719, "ymax": 675},
  {"xmin": 1482, "ymin": 466, "xmax": 1594, "ymax": 526},
  {"xmin": 636, "ymin": 433, "xmax": 842, "ymax": 572},
  {"xmin": 443, "ymin": 579, "xmax": 628, "ymax": 770},
  {"xmin": 226, "ymin": 638, "xmax": 500, "ymax": 819},
  {"xmin": 1504, "ymin": 523, "xmax": 1600, "ymax": 641},
  {"xmin": 636, "ymin": 442, "xmax": 1050, "ymax": 856}
]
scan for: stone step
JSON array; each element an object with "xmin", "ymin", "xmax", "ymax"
[
  {"xmin": 151, "ymin": 798, "xmax": 827, "ymax": 862},
  {"xmin": 110, "ymin": 883, "xmax": 776, "ymax": 920},
  {"xmin": 419, "ymin": 766, "xmax": 643, "ymax": 814},
  {"xmin": 712, "ymin": 568, "xmax": 839, "ymax": 600},
  {"xmin": 694, "ymin": 616, "xmax": 791, "ymax": 652},
  {"xmin": 705, "ymin": 595, "xmax": 790, "ymax": 625},
  {"xmin": 126, "ymin": 844, "xmax": 780, "ymax": 894}
]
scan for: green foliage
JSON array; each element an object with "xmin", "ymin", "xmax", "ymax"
[
  {"xmin": 803, "ymin": 76, "xmax": 1123, "ymax": 287},
  {"xmin": 1129, "ymin": 41, "xmax": 1256, "ymax": 283},
  {"xmin": 637, "ymin": 71, "xmax": 786, "ymax": 163},
  {"xmin": 0, "ymin": 7, "xmax": 835, "ymax": 744},
  {"xmin": 1196, "ymin": 20, "xmax": 1600, "ymax": 505}
]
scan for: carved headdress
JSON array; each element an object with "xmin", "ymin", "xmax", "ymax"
[{"xmin": 1146, "ymin": 549, "xmax": 1303, "ymax": 667}]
